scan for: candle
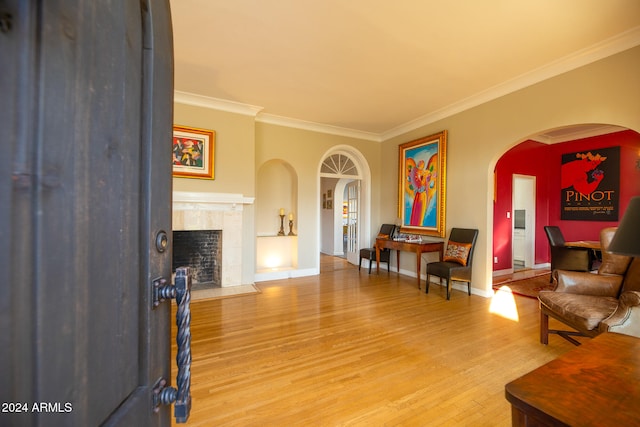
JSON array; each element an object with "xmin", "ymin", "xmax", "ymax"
[
  {"xmin": 279, "ymin": 208, "xmax": 284, "ymax": 216},
  {"xmin": 289, "ymin": 213, "xmax": 293, "ymax": 221}
]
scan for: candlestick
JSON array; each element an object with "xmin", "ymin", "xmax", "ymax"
[
  {"xmin": 278, "ymin": 214, "xmax": 285, "ymax": 236},
  {"xmin": 288, "ymin": 219, "xmax": 295, "ymax": 236}
]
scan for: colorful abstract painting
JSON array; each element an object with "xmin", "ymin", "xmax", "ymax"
[
  {"xmin": 172, "ymin": 125, "xmax": 215, "ymax": 179},
  {"xmin": 398, "ymin": 131, "xmax": 447, "ymax": 237}
]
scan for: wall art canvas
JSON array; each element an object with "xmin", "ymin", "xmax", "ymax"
[
  {"xmin": 398, "ymin": 131, "xmax": 447, "ymax": 237},
  {"xmin": 172, "ymin": 125, "xmax": 215, "ymax": 179},
  {"xmin": 561, "ymin": 146, "xmax": 619, "ymax": 220}
]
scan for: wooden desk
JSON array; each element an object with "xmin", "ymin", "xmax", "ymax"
[
  {"xmin": 505, "ymin": 333, "xmax": 640, "ymax": 426},
  {"xmin": 375, "ymin": 238, "xmax": 443, "ymax": 288}
]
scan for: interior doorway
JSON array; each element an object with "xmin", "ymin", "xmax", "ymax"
[
  {"xmin": 319, "ymin": 147, "xmax": 371, "ymax": 268},
  {"xmin": 512, "ymin": 174, "xmax": 536, "ymax": 271}
]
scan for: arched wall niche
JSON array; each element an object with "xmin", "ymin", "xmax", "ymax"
[
  {"xmin": 255, "ymin": 159, "xmax": 299, "ymax": 275},
  {"xmin": 256, "ymin": 159, "xmax": 298, "ymax": 236}
]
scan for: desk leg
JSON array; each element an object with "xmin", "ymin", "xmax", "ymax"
[
  {"xmin": 375, "ymin": 245, "xmax": 381, "ymax": 274},
  {"xmin": 396, "ymin": 251, "xmax": 400, "ymax": 273},
  {"xmin": 511, "ymin": 406, "xmax": 526, "ymax": 427},
  {"xmin": 416, "ymin": 250, "xmax": 421, "ymax": 289}
]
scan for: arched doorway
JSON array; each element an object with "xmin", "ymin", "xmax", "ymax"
[
  {"xmin": 492, "ymin": 124, "xmax": 639, "ymax": 278},
  {"xmin": 319, "ymin": 146, "xmax": 371, "ymax": 266}
]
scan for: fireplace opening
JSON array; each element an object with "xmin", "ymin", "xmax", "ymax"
[{"xmin": 172, "ymin": 230, "xmax": 221, "ymax": 290}]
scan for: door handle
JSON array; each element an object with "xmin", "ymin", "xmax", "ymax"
[{"xmin": 152, "ymin": 267, "xmax": 192, "ymax": 423}]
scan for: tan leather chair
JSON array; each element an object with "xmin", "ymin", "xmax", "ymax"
[{"xmin": 539, "ymin": 227, "xmax": 640, "ymax": 345}]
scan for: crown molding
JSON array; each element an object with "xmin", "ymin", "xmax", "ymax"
[
  {"xmin": 381, "ymin": 26, "xmax": 640, "ymax": 141},
  {"xmin": 174, "ymin": 91, "xmax": 380, "ymax": 141},
  {"xmin": 255, "ymin": 113, "xmax": 381, "ymax": 142},
  {"xmin": 174, "ymin": 91, "xmax": 264, "ymax": 116}
]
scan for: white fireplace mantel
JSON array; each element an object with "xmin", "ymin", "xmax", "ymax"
[
  {"xmin": 173, "ymin": 191, "xmax": 254, "ymax": 210},
  {"xmin": 172, "ymin": 192, "xmax": 253, "ymax": 287}
]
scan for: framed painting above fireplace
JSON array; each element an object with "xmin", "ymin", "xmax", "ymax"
[{"xmin": 172, "ymin": 125, "xmax": 215, "ymax": 179}]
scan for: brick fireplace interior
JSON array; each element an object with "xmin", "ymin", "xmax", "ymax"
[{"xmin": 172, "ymin": 230, "xmax": 222, "ymax": 290}]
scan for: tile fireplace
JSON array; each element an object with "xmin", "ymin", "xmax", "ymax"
[{"xmin": 172, "ymin": 191, "xmax": 253, "ymax": 287}]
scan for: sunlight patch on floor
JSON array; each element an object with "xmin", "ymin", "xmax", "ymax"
[
  {"xmin": 489, "ymin": 286, "xmax": 520, "ymax": 321},
  {"xmin": 191, "ymin": 284, "xmax": 260, "ymax": 301}
]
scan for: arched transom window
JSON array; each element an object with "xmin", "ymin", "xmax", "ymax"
[{"xmin": 320, "ymin": 153, "xmax": 360, "ymax": 178}]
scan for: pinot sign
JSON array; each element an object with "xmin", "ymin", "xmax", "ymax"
[{"xmin": 560, "ymin": 146, "xmax": 620, "ymax": 221}]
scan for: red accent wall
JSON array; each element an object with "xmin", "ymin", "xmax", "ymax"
[{"xmin": 493, "ymin": 129, "xmax": 640, "ymax": 272}]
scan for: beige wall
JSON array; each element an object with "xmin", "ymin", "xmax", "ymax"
[
  {"xmin": 173, "ymin": 104, "xmax": 256, "ymax": 195},
  {"xmin": 255, "ymin": 123, "xmax": 381, "ymax": 270},
  {"xmin": 172, "ymin": 103, "xmax": 381, "ymax": 279},
  {"xmin": 173, "ymin": 45, "xmax": 640, "ymax": 290},
  {"xmin": 381, "ymin": 45, "xmax": 640, "ymax": 296},
  {"xmin": 173, "ymin": 104, "xmax": 257, "ymax": 284}
]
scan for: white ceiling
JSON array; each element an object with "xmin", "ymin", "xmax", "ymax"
[{"xmin": 170, "ymin": 1, "xmax": 640, "ymax": 141}]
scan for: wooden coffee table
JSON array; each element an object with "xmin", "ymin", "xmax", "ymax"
[{"xmin": 505, "ymin": 333, "xmax": 640, "ymax": 426}]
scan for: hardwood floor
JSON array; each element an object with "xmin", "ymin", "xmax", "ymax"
[{"xmin": 172, "ymin": 256, "xmax": 574, "ymax": 426}]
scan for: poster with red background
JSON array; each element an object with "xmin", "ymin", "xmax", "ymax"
[{"xmin": 561, "ymin": 146, "xmax": 620, "ymax": 221}]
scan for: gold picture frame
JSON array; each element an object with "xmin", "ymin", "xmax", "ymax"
[
  {"xmin": 172, "ymin": 125, "xmax": 215, "ymax": 179},
  {"xmin": 398, "ymin": 130, "xmax": 447, "ymax": 237}
]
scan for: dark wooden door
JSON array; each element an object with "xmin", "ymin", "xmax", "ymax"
[{"xmin": 1, "ymin": 1, "xmax": 175, "ymax": 425}]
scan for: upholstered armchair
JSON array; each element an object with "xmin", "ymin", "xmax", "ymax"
[
  {"xmin": 544, "ymin": 225, "xmax": 593, "ymax": 282},
  {"xmin": 359, "ymin": 224, "xmax": 395, "ymax": 274},
  {"xmin": 539, "ymin": 227, "xmax": 640, "ymax": 345}
]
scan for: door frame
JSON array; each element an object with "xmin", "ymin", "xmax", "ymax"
[{"xmin": 512, "ymin": 174, "xmax": 536, "ymax": 269}]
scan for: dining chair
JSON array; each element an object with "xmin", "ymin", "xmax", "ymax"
[
  {"xmin": 359, "ymin": 224, "xmax": 395, "ymax": 273},
  {"xmin": 425, "ymin": 228, "xmax": 478, "ymax": 300},
  {"xmin": 544, "ymin": 226, "xmax": 593, "ymax": 282}
]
